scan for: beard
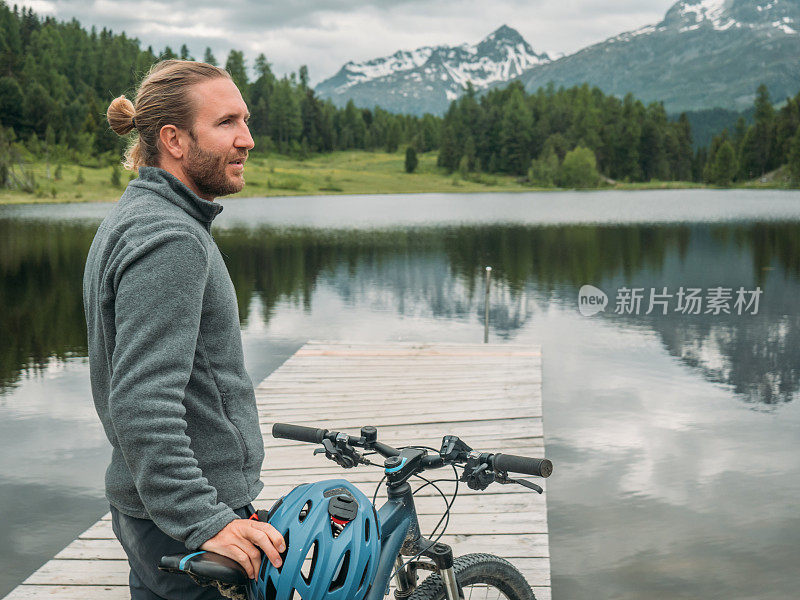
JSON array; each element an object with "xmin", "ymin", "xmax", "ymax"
[{"xmin": 184, "ymin": 140, "xmax": 246, "ymax": 199}]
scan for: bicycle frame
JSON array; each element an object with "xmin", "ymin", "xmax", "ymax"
[
  {"xmin": 368, "ymin": 480, "xmax": 461, "ymax": 600},
  {"xmin": 161, "ymin": 424, "xmax": 550, "ymax": 599}
]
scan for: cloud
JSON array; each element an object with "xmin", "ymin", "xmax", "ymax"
[{"xmin": 15, "ymin": 0, "xmax": 676, "ymax": 84}]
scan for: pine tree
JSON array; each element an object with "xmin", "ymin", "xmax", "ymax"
[
  {"xmin": 225, "ymin": 50, "xmax": 248, "ymax": 97},
  {"xmin": 437, "ymin": 124, "xmax": 458, "ymax": 172},
  {"xmin": 0, "ymin": 126, "xmax": 10, "ymax": 188},
  {"xmin": 299, "ymin": 65, "xmax": 309, "ymax": 90},
  {"xmin": 498, "ymin": 85, "xmax": 532, "ymax": 175},
  {"xmin": 269, "ymin": 78, "xmax": 301, "ymax": 149},
  {"xmin": 739, "ymin": 84, "xmax": 776, "ymax": 177},
  {"xmin": 0, "ymin": 77, "xmax": 25, "ymax": 130},
  {"xmin": 674, "ymin": 113, "xmax": 694, "ymax": 181},
  {"xmin": 710, "ymin": 140, "xmax": 737, "ymax": 186},
  {"xmin": 788, "ymin": 129, "xmax": 800, "ymax": 186},
  {"xmin": 385, "ymin": 121, "xmax": 400, "ymax": 153},
  {"xmin": 639, "ymin": 116, "xmax": 668, "ymax": 181},
  {"xmin": 203, "ymin": 47, "xmax": 217, "ymax": 66},
  {"xmin": 405, "ymin": 146, "xmax": 418, "ymax": 173},
  {"xmin": 463, "ymin": 135, "xmax": 477, "ymax": 172},
  {"xmin": 692, "ymin": 147, "xmax": 707, "ymax": 182}
]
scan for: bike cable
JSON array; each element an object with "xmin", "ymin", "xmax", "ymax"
[
  {"xmin": 387, "ymin": 463, "xmax": 460, "ymax": 583},
  {"xmin": 412, "ymin": 471, "xmax": 458, "ymax": 542}
]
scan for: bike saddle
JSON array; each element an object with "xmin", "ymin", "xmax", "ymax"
[{"xmin": 159, "ymin": 550, "xmax": 248, "ymax": 586}]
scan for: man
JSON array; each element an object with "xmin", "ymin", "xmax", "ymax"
[{"xmin": 83, "ymin": 60, "xmax": 283, "ymax": 599}]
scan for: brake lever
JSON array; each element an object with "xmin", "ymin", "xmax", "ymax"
[
  {"xmin": 313, "ymin": 438, "xmax": 364, "ymax": 468},
  {"xmin": 494, "ymin": 472, "xmax": 543, "ymax": 494}
]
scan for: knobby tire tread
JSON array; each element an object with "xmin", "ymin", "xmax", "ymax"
[{"xmin": 406, "ymin": 553, "xmax": 536, "ymax": 600}]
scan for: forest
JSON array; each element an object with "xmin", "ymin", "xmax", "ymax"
[
  {"xmin": 1, "ymin": 0, "xmax": 799, "ymax": 191},
  {"xmin": 0, "ymin": 3, "xmax": 437, "ymax": 173},
  {"xmin": 437, "ymin": 81, "xmax": 800, "ymax": 186}
]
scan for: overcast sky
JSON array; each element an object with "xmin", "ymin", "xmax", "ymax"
[{"xmin": 18, "ymin": 0, "xmax": 678, "ymax": 85}]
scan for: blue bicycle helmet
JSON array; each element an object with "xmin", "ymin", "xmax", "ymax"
[{"xmin": 250, "ymin": 479, "xmax": 381, "ymax": 600}]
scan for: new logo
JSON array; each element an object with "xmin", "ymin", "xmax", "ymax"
[{"xmin": 578, "ymin": 285, "xmax": 608, "ymax": 316}]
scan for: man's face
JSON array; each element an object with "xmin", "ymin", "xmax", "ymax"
[{"xmin": 182, "ymin": 77, "xmax": 254, "ymax": 200}]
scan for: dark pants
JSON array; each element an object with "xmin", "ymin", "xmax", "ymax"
[{"xmin": 110, "ymin": 504, "xmax": 254, "ymax": 600}]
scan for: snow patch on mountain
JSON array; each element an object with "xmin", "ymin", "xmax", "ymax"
[
  {"xmin": 619, "ymin": 0, "xmax": 800, "ymax": 37},
  {"xmin": 340, "ymin": 48, "xmax": 434, "ymax": 88},
  {"xmin": 774, "ymin": 19, "xmax": 798, "ymax": 33},
  {"xmin": 322, "ymin": 26, "xmax": 549, "ymax": 95},
  {"xmin": 679, "ymin": 0, "xmax": 730, "ymax": 27}
]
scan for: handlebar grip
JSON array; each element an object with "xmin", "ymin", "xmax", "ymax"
[
  {"xmin": 493, "ymin": 453, "xmax": 553, "ymax": 478},
  {"xmin": 272, "ymin": 423, "xmax": 328, "ymax": 444}
]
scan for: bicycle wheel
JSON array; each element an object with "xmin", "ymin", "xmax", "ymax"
[{"xmin": 407, "ymin": 553, "xmax": 536, "ymax": 600}]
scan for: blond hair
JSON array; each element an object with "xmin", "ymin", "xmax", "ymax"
[{"xmin": 107, "ymin": 60, "xmax": 231, "ymax": 170}]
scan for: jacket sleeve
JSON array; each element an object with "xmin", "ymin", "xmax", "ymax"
[{"xmin": 109, "ymin": 229, "xmax": 238, "ymax": 550}]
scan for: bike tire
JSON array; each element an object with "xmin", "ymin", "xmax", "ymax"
[{"xmin": 406, "ymin": 553, "xmax": 536, "ymax": 600}]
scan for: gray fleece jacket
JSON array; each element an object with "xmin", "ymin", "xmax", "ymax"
[{"xmin": 83, "ymin": 166, "xmax": 264, "ymax": 550}]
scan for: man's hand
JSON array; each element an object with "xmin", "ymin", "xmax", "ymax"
[{"xmin": 200, "ymin": 519, "xmax": 285, "ymax": 579}]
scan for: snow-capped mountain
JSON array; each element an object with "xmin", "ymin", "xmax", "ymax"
[
  {"xmin": 517, "ymin": 0, "xmax": 800, "ymax": 112},
  {"xmin": 315, "ymin": 25, "xmax": 550, "ymax": 116}
]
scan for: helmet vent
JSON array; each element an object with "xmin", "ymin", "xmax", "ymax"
[
  {"xmin": 263, "ymin": 576, "xmax": 277, "ymax": 600},
  {"xmin": 365, "ymin": 517, "xmax": 370, "ymax": 542},
  {"xmin": 259, "ymin": 548, "xmax": 269, "ymax": 581},
  {"xmin": 299, "ymin": 500, "xmax": 312, "ymax": 523},
  {"xmin": 300, "ymin": 540, "xmax": 318, "ymax": 584},
  {"xmin": 277, "ymin": 530, "xmax": 290, "ymax": 574},
  {"xmin": 328, "ymin": 550, "xmax": 351, "ymax": 592},
  {"xmin": 358, "ymin": 557, "xmax": 370, "ymax": 591}
]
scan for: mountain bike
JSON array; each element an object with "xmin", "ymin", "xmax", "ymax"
[{"xmin": 161, "ymin": 422, "xmax": 553, "ymax": 600}]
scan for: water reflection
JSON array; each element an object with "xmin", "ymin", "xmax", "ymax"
[
  {"xmin": 2, "ymin": 220, "xmax": 800, "ymax": 406},
  {"xmin": 0, "ymin": 221, "xmax": 94, "ymax": 392},
  {"xmin": 3, "ymin": 206, "xmax": 800, "ymax": 599}
]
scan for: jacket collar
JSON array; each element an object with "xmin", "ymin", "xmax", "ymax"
[{"xmin": 132, "ymin": 166, "xmax": 224, "ymax": 224}]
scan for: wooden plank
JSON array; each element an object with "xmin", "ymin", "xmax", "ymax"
[
  {"xmin": 23, "ymin": 560, "xmax": 129, "ymax": 586},
  {"xmin": 55, "ymin": 539, "xmax": 126, "ymax": 560},
  {"xmin": 295, "ymin": 349, "xmax": 541, "ymax": 357},
  {"xmin": 5, "ymin": 583, "xmax": 550, "ymax": 600},
  {"xmin": 255, "ymin": 394, "xmax": 539, "ymax": 409},
  {"xmin": 77, "ymin": 520, "xmax": 116, "ymax": 540},
  {"xmin": 258, "ymin": 410, "xmax": 539, "ymax": 428},
  {"xmin": 429, "ymin": 533, "xmax": 549, "ymax": 558},
  {"xmin": 3, "ymin": 586, "xmax": 129, "ymax": 599},
  {"xmin": 8, "ymin": 342, "xmax": 549, "ymax": 598}
]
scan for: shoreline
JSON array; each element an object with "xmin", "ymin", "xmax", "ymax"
[{"xmin": 1, "ymin": 150, "xmax": 792, "ymax": 207}]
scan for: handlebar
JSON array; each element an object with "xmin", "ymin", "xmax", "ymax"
[
  {"xmin": 272, "ymin": 422, "xmax": 327, "ymax": 444},
  {"xmin": 493, "ymin": 453, "xmax": 553, "ymax": 478},
  {"xmin": 272, "ymin": 422, "xmax": 552, "ymax": 480}
]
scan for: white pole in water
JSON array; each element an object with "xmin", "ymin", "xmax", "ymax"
[{"xmin": 484, "ymin": 266, "xmax": 492, "ymax": 343}]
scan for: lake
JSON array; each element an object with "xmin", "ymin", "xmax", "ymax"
[{"xmin": 1, "ymin": 190, "xmax": 799, "ymax": 599}]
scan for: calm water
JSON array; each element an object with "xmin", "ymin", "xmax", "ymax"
[{"xmin": 2, "ymin": 190, "xmax": 800, "ymax": 599}]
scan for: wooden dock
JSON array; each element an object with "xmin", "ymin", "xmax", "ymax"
[{"xmin": 5, "ymin": 342, "xmax": 550, "ymax": 600}]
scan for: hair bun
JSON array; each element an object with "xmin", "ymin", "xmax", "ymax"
[{"xmin": 107, "ymin": 95, "xmax": 137, "ymax": 136}]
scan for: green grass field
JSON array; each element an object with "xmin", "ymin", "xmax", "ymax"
[{"xmin": 0, "ymin": 149, "xmax": 725, "ymax": 206}]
